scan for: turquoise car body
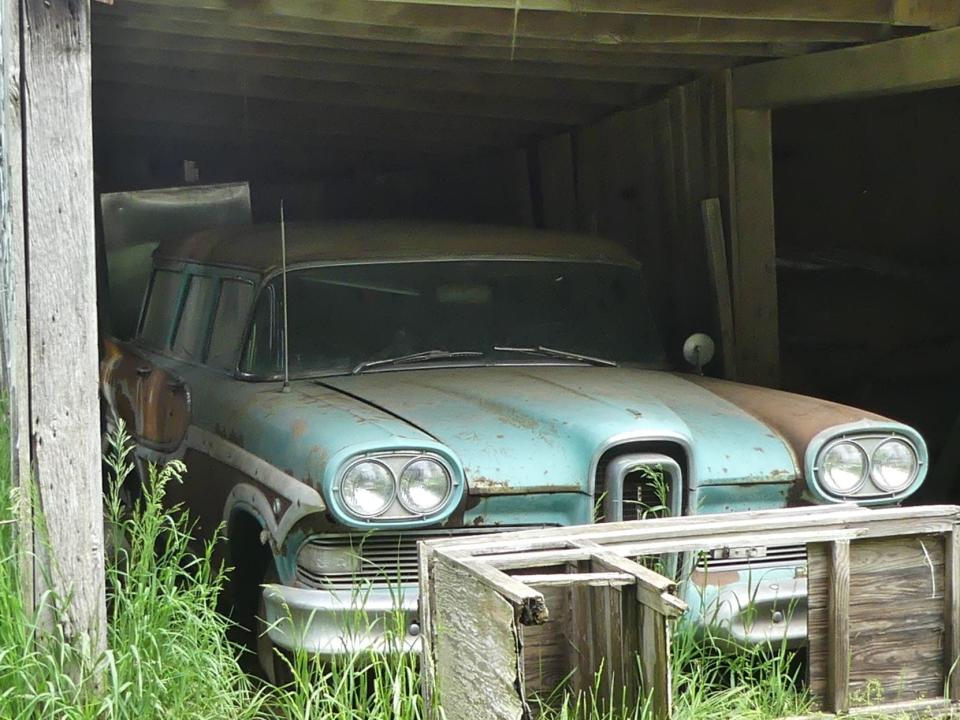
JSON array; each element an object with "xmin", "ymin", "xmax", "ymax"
[{"xmin": 100, "ymin": 221, "xmax": 928, "ymax": 662}]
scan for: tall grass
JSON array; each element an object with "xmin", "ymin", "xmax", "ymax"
[
  {"xmin": 0, "ymin": 411, "xmax": 265, "ymax": 720},
  {"xmin": 0, "ymin": 406, "xmax": 816, "ymax": 719}
]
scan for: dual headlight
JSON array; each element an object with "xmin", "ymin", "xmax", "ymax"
[
  {"xmin": 338, "ymin": 454, "xmax": 454, "ymax": 519},
  {"xmin": 817, "ymin": 436, "xmax": 919, "ymax": 497}
]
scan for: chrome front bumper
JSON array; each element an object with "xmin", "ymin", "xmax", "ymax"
[
  {"xmin": 262, "ymin": 584, "xmax": 421, "ymax": 656},
  {"xmin": 682, "ymin": 566, "xmax": 807, "ymax": 648},
  {"xmin": 264, "ymin": 564, "xmax": 807, "ymax": 658}
]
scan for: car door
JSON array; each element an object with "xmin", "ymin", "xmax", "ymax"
[{"xmin": 102, "ymin": 268, "xmax": 192, "ymax": 452}]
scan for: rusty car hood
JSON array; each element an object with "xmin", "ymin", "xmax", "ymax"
[{"xmin": 320, "ymin": 366, "xmax": 801, "ymax": 493}]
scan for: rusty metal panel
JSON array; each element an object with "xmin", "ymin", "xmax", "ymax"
[{"xmin": 100, "ymin": 182, "xmax": 251, "ymax": 339}]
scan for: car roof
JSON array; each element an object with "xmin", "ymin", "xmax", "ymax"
[{"xmin": 153, "ymin": 220, "xmax": 642, "ymax": 274}]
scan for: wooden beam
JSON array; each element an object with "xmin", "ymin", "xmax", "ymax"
[
  {"xmin": 733, "ymin": 24, "xmax": 960, "ymax": 107},
  {"xmin": 360, "ymin": 0, "xmax": 960, "ymax": 27},
  {"xmin": 95, "ymin": 5, "xmax": 850, "ymax": 57},
  {"xmin": 17, "ymin": 0, "xmax": 106, "ymax": 653},
  {"xmin": 105, "ymin": 0, "xmax": 906, "ymax": 44},
  {"xmin": 92, "ymin": 61, "xmax": 613, "ymax": 126},
  {"xmin": 93, "ymin": 22, "xmax": 706, "ymax": 80},
  {"xmin": 0, "ymin": 0, "xmax": 32, "ymax": 610},
  {"xmin": 730, "ymin": 108, "xmax": 779, "ymax": 387},
  {"xmin": 92, "ymin": 44, "xmax": 650, "ymax": 106},
  {"xmin": 93, "ymin": 15, "xmax": 754, "ymax": 69}
]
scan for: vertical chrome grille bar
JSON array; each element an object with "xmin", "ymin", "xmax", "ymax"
[{"xmin": 601, "ymin": 453, "xmax": 683, "ymax": 522}]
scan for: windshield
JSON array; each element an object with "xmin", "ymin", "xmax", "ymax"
[{"xmin": 241, "ymin": 260, "xmax": 666, "ymax": 378}]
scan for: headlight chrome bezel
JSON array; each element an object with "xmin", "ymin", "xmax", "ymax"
[
  {"xmin": 332, "ymin": 450, "xmax": 460, "ymax": 524},
  {"xmin": 813, "ymin": 431, "xmax": 922, "ymax": 500}
]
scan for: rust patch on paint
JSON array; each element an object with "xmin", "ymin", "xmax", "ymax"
[{"xmin": 292, "ymin": 418, "xmax": 308, "ymax": 439}]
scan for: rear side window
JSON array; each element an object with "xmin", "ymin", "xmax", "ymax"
[
  {"xmin": 172, "ymin": 275, "xmax": 216, "ymax": 361},
  {"xmin": 140, "ymin": 270, "xmax": 183, "ymax": 349},
  {"xmin": 207, "ymin": 279, "xmax": 255, "ymax": 370}
]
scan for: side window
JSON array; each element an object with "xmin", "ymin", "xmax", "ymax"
[
  {"xmin": 140, "ymin": 270, "xmax": 183, "ymax": 349},
  {"xmin": 172, "ymin": 275, "xmax": 216, "ymax": 361},
  {"xmin": 241, "ymin": 285, "xmax": 281, "ymax": 377},
  {"xmin": 207, "ymin": 279, "xmax": 255, "ymax": 370}
]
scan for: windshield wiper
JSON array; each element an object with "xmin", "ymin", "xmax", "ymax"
[
  {"xmin": 352, "ymin": 349, "xmax": 484, "ymax": 375},
  {"xmin": 493, "ymin": 345, "xmax": 617, "ymax": 367}
]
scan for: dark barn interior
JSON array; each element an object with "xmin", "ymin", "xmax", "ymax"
[
  {"xmin": 87, "ymin": 2, "xmax": 960, "ymax": 500},
  {"xmin": 774, "ymin": 89, "xmax": 960, "ymax": 503}
]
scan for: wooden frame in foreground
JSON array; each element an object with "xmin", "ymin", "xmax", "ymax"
[{"xmin": 419, "ymin": 504, "xmax": 960, "ymax": 720}]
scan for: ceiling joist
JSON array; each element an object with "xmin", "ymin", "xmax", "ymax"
[
  {"xmin": 93, "ymin": 44, "xmax": 652, "ymax": 105},
  {"xmin": 93, "ymin": 28, "xmax": 693, "ymax": 85},
  {"xmin": 90, "ymin": 0, "xmax": 959, "ymax": 182},
  {"xmin": 355, "ymin": 0, "xmax": 960, "ymax": 28},
  {"xmin": 108, "ymin": 0, "xmax": 908, "ymax": 45},
  {"xmin": 93, "ymin": 59, "xmax": 620, "ymax": 125}
]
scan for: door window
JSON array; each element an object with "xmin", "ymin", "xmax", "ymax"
[
  {"xmin": 140, "ymin": 270, "xmax": 183, "ymax": 349},
  {"xmin": 207, "ymin": 279, "xmax": 256, "ymax": 370},
  {"xmin": 172, "ymin": 275, "xmax": 217, "ymax": 361}
]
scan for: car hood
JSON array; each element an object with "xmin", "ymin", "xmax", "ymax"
[{"xmin": 321, "ymin": 366, "xmax": 799, "ymax": 493}]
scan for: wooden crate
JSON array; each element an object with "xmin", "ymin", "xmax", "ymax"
[{"xmin": 420, "ymin": 505, "xmax": 960, "ymax": 720}]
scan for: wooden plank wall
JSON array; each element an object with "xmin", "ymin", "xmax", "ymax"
[
  {"xmin": 808, "ymin": 536, "xmax": 947, "ymax": 707},
  {"xmin": 537, "ymin": 73, "xmax": 739, "ymax": 377},
  {"xmin": 252, "ymin": 148, "xmax": 536, "ymax": 226},
  {"xmin": 2, "ymin": 0, "xmax": 106, "ymax": 652}
]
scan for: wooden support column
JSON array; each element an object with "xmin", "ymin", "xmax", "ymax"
[
  {"xmin": 730, "ymin": 108, "xmax": 780, "ymax": 388},
  {"xmin": 0, "ymin": 0, "xmax": 32, "ymax": 606},
  {"xmin": 827, "ymin": 539, "xmax": 851, "ymax": 714},
  {"xmin": 1, "ymin": 0, "xmax": 106, "ymax": 655}
]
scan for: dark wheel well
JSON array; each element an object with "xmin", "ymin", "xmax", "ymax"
[{"xmin": 225, "ymin": 510, "xmax": 274, "ymax": 634}]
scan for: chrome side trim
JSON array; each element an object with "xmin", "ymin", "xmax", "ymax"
[{"xmin": 186, "ymin": 425, "xmax": 326, "ymax": 510}]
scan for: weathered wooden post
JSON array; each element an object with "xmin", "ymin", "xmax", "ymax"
[{"xmin": 1, "ymin": 0, "xmax": 106, "ymax": 657}]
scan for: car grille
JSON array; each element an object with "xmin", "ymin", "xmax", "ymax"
[
  {"xmin": 695, "ymin": 543, "xmax": 808, "ymax": 572},
  {"xmin": 594, "ymin": 463, "xmax": 674, "ymax": 522},
  {"xmin": 295, "ymin": 526, "xmax": 538, "ymax": 590}
]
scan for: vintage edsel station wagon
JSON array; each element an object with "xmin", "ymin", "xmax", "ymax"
[{"xmin": 100, "ymin": 221, "xmax": 928, "ymax": 678}]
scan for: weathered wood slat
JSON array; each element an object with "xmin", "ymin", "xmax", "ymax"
[
  {"xmin": 91, "ymin": 15, "xmax": 760, "ymax": 67},
  {"xmin": 0, "ymin": 0, "xmax": 32, "ymax": 609},
  {"xmin": 826, "ymin": 540, "xmax": 850, "ymax": 713},
  {"xmin": 947, "ymin": 530, "xmax": 960, "ymax": 701},
  {"xmin": 430, "ymin": 552, "xmax": 529, "ymax": 720},
  {"xmin": 18, "ymin": 0, "xmax": 105, "ymax": 653},
  {"xmin": 354, "ymin": 0, "xmax": 960, "ymax": 27},
  {"xmin": 439, "ymin": 504, "xmax": 960, "ymax": 556},
  {"xmin": 102, "ymin": 0, "xmax": 905, "ymax": 44},
  {"xmin": 701, "ymin": 197, "xmax": 737, "ymax": 379}
]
